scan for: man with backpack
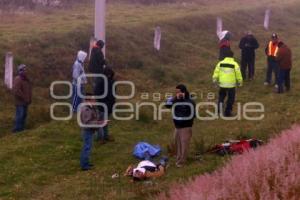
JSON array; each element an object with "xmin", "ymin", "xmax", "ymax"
[
  {"xmin": 79, "ymin": 93, "xmax": 108, "ymax": 171},
  {"xmin": 213, "ymin": 49, "xmax": 243, "ymax": 117}
]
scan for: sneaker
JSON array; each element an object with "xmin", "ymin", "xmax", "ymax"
[
  {"xmin": 88, "ymin": 164, "xmax": 94, "ymax": 167},
  {"xmin": 81, "ymin": 167, "xmax": 91, "ymax": 171},
  {"xmin": 274, "ymin": 84, "xmax": 279, "ymax": 89},
  {"xmin": 264, "ymin": 82, "xmax": 270, "ymax": 86}
]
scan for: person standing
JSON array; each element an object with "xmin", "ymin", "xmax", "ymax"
[
  {"xmin": 94, "ymin": 66, "xmax": 116, "ymax": 142},
  {"xmin": 72, "ymin": 50, "xmax": 88, "ymax": 113},
  {"xmin": 239, "ymin": 31, "xmax": 259, "ymax": 80},
  {"xmin": 276, "ymin": 42, "xmax": 292, "ymax": 93},
  {"xmin": 213, "ymin": 50, "xmax": 243, "ymax": 117},
  {"xmin": 218, "ymin": 31, "xmax": 231, "ymax": 61},
  {"xmin": 264, "ymin": 33, "xmax": 280, "ymax": 87},
  {"xmin": 80, "ymin": 94, "xmax": 108, "ymax": 171},
  {"xmin": 88, "ymin": 40, "xmax": 106, "ymax": 74},
  {"xmin": 166, "ymin": 84, "xmax": 195, "ymax": 168},
  {"xmin": 12, "ymin": 64, "xmax": 32, "ymax": 133}
]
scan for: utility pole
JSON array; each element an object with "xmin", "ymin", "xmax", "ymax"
[{"xmin": 95, "ymin": 0, "xmax": 106, "ymax": 56}]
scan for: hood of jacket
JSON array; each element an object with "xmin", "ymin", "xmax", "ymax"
[{"xmin": 77, "ymin": 50, "xmax": 87, "ymax": 63}]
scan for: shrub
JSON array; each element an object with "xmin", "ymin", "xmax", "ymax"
[{"xmin": 159, "ymin": 125, "xmax": 300, "ymax": 200}]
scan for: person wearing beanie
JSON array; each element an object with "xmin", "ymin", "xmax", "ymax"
[
  {"xmin": 239, "ymin": 31, "xmax": 259, "ymax": 80},
  {"xmin": 264, "ymin": 33, "xmax": 280, "ymax": 87},
  {"xmin": 213, "ymin": 49, "xmax": 243, "ymax": 117},
  {"xmin": 72, "ymin": 50, "xmax": 88, "ymax": 113},
  {"xmin": 12, "ymin": 64, "xmax": 32, "ymax": 133},
  {"xmin": 276, "ymin": 41, "xmax": 292, "ymax": 93},
  {"xmin": 165, "ymin": 84, "xmax": 196, "ymax": 168}
]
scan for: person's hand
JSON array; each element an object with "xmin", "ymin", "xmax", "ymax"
[
  {"xmin": 98, "ymin": 120, "xmax": 110, "ymax": 126},
  {"xmin": 237, "ymin": 82, "xmax": 243, "ymax": 87}
]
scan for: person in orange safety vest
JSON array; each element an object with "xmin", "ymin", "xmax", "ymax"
[{"xmin": 264, "ymin": 33, "xmax": 280, "ymax": 87}]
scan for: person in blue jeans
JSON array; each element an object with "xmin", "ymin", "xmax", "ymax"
[
  {"xmin": 276, "ymin": 42, "xmax": 292, "ymax": 93},
  {"xmin": 264, "ymin": 33, "xmax": 280, "ymax": 87},
  {"xmin": 12, "ymin": 64, "xmax": 32, "ymax": 133},
  {"xmin": 80, "ymin": 93, "xmax": 108, "ymax": 171},
  {"xmin": 14, "ymin": 105, "xmax": 28, "ymax": 132}
]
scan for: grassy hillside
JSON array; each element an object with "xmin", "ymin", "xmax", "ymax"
[{"xmin": 0, "ymin": 0, "xmax": 300, "ymax": 199}]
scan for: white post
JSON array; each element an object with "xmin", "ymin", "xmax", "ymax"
[
  {"xmin": 95, "ymin": 0, "xmax": 106, "ymax": 56},
  {"xmin": 4, "ymin": 52, "xmax": 13, "ymax": 89},
  {"xmin": 154, "ymin": 26, "xmax": 161, "ymax": 51},
  {"xmin": 216, "ymin": 17, "xmax": 223, "ymax": 36},
  {"xmin": 264, "ymin": 9, "xmax": 271, "ymax": 30}
]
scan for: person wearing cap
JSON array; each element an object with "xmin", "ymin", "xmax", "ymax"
[
  {"xmin": 276, "ymin": 41, "xmax": 292, "ymax": 93},
  {"xmin": 79, "ymin": 93, "xmax": 108, "ymax": 171},
  {"xmin": 212, "ymin": 49, "xmax": 243, "ymax": 117},
  {"xmin": 165, "ymin": 84, "xmax": 195, "ymax": 168},
  {"xmin": 12, "ymin": 64, "xmax": 32, "ymax": 133},
  {"xmin": 264, "ymin": 33, "xmax": 280, "ymax": 87},
  {"xmin": 239, "ymin": 31, "xmax": 259, "ymax": 80},
  {"xmin": 72, "ymin": 50, "xmax": 88, "ymax": 113}
]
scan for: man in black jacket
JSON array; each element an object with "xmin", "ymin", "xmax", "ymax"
[
  {"xmin": 88, "ymin": 40, "xmax": 106, "ymax": 75},
  {"xmin": 166, "ymin": 84, "xmax": 196, "ymax": 168},
  {"xmin": 94, "ymin": 66, "xmax": 116, "ymax": 142},
  {"xmin": 239, "ymin": 31, "xmax": 259, "ymax": 80}
]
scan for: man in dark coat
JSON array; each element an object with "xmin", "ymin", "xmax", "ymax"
[
  {"xmin": 12, "ymin": 64, "xmax": 32, "ymax": 133},
  {"xmin": 94, "ymin": 66, "xmax": 116, "ymax": 142},
  {"xmin": 276, "ymin": 41, "xmax": 292, "ymax": 93},
  {"xmin": 239, "ymin": 31, "xmax": 259, "ymax": 80},
  {"xmin": 88, "ymin": 40, "xmax": 106, "ymax": 75}
]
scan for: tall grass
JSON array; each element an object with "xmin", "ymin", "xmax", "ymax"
[{"xmin": 160, "ymin": 125, "xmax": 300, "ymax": 200}]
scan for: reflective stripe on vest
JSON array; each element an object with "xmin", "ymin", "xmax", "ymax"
[
  {"xmin": 219, "ymin": 82, "xmax": 237, "ymax": 88},
  {"xmin": 268, "ymin": 41, "xmax": 279, "ymax": 57}
]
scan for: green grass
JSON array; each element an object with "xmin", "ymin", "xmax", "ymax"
[{"xmin": 1, "ymin": 0, "xmax": 300, "ymax": 199}]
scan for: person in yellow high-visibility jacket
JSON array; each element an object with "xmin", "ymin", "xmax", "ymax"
[{"xmin": 213, "ymin": 50, "xmax": 243, "ymax": 117}]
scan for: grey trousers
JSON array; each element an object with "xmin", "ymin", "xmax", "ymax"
[{"xmin": 174, "ymin": 127, "xmax": 192, "ymax": 165}]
